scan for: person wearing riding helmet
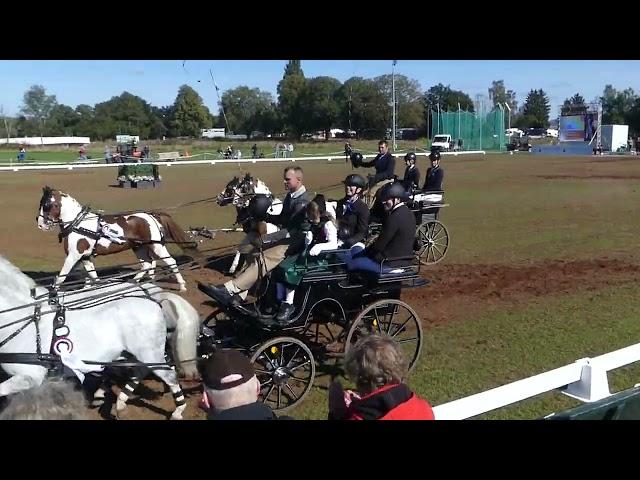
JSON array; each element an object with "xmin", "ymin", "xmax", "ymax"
[
  {"xmin": 423, "ymin": 149, "xmax": 444, "ymax": 191},
  {"xmin": 402, "ymin": 152, "xmax": 421, "ymax": 192},
  {"xmin": 344, "ymin": 182, "xmax": 416, "ymax": 274},
  {"xmin": 273, "ymin": 194, "xmax": 338, "ymax": 324},
  {"xmin": 336, "ymin": 174, "xmax": 370, "ymax": 248}
]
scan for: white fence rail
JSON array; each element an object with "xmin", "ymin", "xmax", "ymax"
[
  {"xmin": 0, "ymin": 136, "xmax": 91, "ymax": 146},
  {"xmin": 433, "ymin": 341, "xmax": 640, "ymax": 420},
  {"xmin": 0, "ymin": 150, "xmax": 486, "ymax": 173}
]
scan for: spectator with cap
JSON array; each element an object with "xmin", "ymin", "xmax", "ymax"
[
  {"xmin": 198, "ymin": 349, "xmax": 292, "ymax": 420},
  {"xmin": 328, "ymin": 334, "xmax": 434, "ymax": 420}
]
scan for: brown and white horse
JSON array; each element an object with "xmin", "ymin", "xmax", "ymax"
[{"xmin": 36, "ymin": 186, "xmax": 196, "ymax": 291}]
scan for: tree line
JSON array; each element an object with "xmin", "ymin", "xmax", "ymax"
[{"xmin": 2, "ymin": 61, "xmax": 639, "ymax": 141}]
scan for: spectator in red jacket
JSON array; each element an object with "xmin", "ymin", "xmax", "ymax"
[{"xmin": 328, "ymin": 334, "xmax": 434, "ymax": 420}]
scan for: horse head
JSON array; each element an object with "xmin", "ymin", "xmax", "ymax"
[
  {"xmin": 37, "ymin": 186, "xmax": 63, "ymax": 230},
  {"xmin": 217, "ymin": 176, "xmax": 240, "ymax": 206},
  {"xmin": 36, "ymin": 187, "xmax": 82, "ymax": 231}
]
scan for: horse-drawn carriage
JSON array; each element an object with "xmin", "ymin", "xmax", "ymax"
[
  {"xmin": 210, "ymin": 173, "xmax": 450, "ymax": 271},
  {"xmin": 198, "ymin": 249, "xmax": 425, "ymax": 412}
]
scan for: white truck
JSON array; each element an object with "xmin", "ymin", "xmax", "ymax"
[
  {"xmin": 201, "ymin": 128, "xmax": 226, "ymax": 139},
  {"xmin": 431, "ymin": 134, "xmax": 453, "ymax": 151}
]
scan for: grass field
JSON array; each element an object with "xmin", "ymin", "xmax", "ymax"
[{"xmin": 1, "ymin": 150, "xmax": 639, "ymax": 419}]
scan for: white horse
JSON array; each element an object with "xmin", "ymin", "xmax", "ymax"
[
  {"xmin": 0, "ymin": 254, "xmax": 199, "ymax": 419},
  {"xmin": 36, "ymin": 186, "xmax": 196, "ymax": 291},
  {"xmin": 216, "ymin": 173, "xmax": 283, "ymax": 274}
]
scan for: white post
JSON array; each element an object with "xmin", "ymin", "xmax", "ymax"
[
  {"xmin": 392, "ymin": 60, "xmax": 397, "ymax": 152},
  {"xmin": 479, "ymin": 98, "xmax": 483, "ymax": 150},
  {"xmin": 504, "ymin": 102, "xmax": 511, "ymax": 130},
  {"xmin": 457, "ymin": 102, "xmax": 461, "ymax": 142}
]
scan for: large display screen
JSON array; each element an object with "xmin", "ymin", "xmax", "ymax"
[{"xmin": 559, "ymin": 114, "xmax": 598, "ymax": 142}]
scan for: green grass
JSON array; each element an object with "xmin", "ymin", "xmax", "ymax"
[
  {"xmin": 0, "ymin": 139, "xmax": 435, "ymax": 164},
  {"xmin": 3, "ymin": 151, "xmax": 640, "ymax": 420},
  {"xmin": 291, "ymin": 282, "xmax": 640, "ymax": 420}
]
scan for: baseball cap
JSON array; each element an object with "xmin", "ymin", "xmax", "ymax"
[{"xmin": 198, "ymin": 349, "xmax": 255, "ymax": 390}]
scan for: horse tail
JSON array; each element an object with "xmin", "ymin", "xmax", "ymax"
[
  {"xmin": 153, "ymin": 291, "xmax": 201, "ymax": 380},
  {"xmin": 153, "ymin": 212, "xmax": 199, "ymax": 255}
]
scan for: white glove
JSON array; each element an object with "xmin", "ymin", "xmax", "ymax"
[
  {"xmin": 308, "ymin": 245, "xmax": 323, "ymax": 256},
  {"xmin": 304, "ymin": 231, "xmax": 313, "ymax": 246}
]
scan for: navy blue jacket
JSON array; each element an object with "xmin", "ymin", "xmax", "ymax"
[{"xmin": 362, "ymin": 152, "xmax": 396, "ymax": 183}]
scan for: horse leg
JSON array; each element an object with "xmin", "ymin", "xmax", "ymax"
[
  {"xmin": 132, "ymin": 247, "xmax": 153, "ymax": 282},
  {"xmin": 152, "ymin": 367, "xmax": 187, "ymax": 420},
  {"xmin": 56, "ymin": 253, "xmax": 81, "ymax": 288},
  {"xmin": 152, "ymin": 244, "xmax": 186, "ymax": 291},
  {"xmin": 228, "ymin": 250, "xmax": 241, "ymax": 275},
  {"xmin": 82, "ymin": 259, "xmax": 99, "ymax": 287},
  {"xmin": 149, "ymin": 259, "xmax": 157, "ymax": 280},
  {"xmin": 115, "ymin": 375, "xmax": 141, "ymax": 413}
]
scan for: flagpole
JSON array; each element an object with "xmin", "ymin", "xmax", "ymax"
[
  {"xmin": 392, "ymin": 60, "xmax": 397, "ymax": 152},
  {"xmin": 209, "ymin": 68, "xmax": 231, "ymax": 134}
]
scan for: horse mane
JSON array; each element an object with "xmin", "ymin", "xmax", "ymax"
[{"xmin": 0, "ymin": 254, "xmax": 37, "ymax": 307}]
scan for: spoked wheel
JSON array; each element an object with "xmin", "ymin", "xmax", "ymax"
[
  {"xmin": 250, "ymin": 337, "xmax": 316, "ymax": 413},
  {"xmin": 415, "ymin": 220, "xmax": 450, "ymax": 265},
  {"xmin": 345, "ymin": 299, "xmax": 423, "ymax": 373}
]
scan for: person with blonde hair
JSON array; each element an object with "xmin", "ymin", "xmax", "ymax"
[{"xmin": 328, "ymin": 334, "xmax": 434, "ymax": 420}]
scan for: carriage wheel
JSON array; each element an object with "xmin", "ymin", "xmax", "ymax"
[
  {"xmin": 345, "ymin": 299, "xmax": 423, "ymax": 373},
  {"xmin": 250, "ymin": 337, "xmax": 316, "ymax": 413},
  {"xmin": 415, "ymin": 220, "xmax": 449, "ymax": 265}
]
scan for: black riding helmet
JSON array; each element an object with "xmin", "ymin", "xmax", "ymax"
[
  {"xmin": 350, "ymin": 151, "xmax": 363, "ymax": 168},
  {"xmin": 429, "ymin": 150, "xmax": 441, "ymax": 162},
  {"xmin": 343, "ymin": 173, "xmax": 367, "ymax": 189},
  {"xmin": 379, "ymin": 182, "xmax": 408, "ymax": 202},
  {"xmin": 247, "ymin": 194, "xmax": 272, "ymax": 221},
  {"xmin": 404, "ymin": 152, "xmax": 417, "ymax": 163}
]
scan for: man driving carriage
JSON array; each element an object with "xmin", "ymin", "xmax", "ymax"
[
  {"xmin": 199, "ymin": 166, "xmax": 310, "ymax": 307},
  {"xmin": 350, "ymin": 140, "xmax": 396, "ymax": 206}
]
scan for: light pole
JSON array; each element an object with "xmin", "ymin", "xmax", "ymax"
[
  {"xmin": 504, "ymin": 102, "xmax": 511, "ymax": 130},
  {"xmin": 392, "ymin": 60, "xmax": 397, "ymax": 151}
]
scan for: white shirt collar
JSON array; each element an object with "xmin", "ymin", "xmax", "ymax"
[{"xmin": 289, "ymin": 185, "xmax": 306, "ymax": 199}]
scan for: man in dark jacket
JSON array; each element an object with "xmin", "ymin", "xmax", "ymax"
[
  {"xmin": 357, "ymin": 140, "xmax": 396, "ymax": 206},
  {"xmin": 199, "ymin": 349, "xmax": 292, "ymax": 420},
  {"xmin": 344, "ymin": 182, "xmax": 416, "ymax": 273},
  {"xmin": 336, "ymin": 174, "xmax": 370, "ymax": 248},
  {"xmin": 199, "ymin": 166, "xmax": 309, "ymax": 306},
  {"xmin": 423, "ymin": 149, "xmax": 444, "ymax": 191}
]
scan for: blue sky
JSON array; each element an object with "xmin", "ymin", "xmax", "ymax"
[{"xmin": 1, "ymin": 60, "xmax": 638, "ymax": 118}]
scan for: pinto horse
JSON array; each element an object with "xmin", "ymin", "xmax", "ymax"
[
  {"xmin": 36, "ymin": 186, "xmax": 196, "ymax": 291},
  {"xmin": 216, "ymin": 173, "xmax": 283, "ymax": 274}
]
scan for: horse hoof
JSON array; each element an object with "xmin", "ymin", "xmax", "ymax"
[{"xmin": 171, "ymin": 405, "xmax": 186, "ymax": 420}]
